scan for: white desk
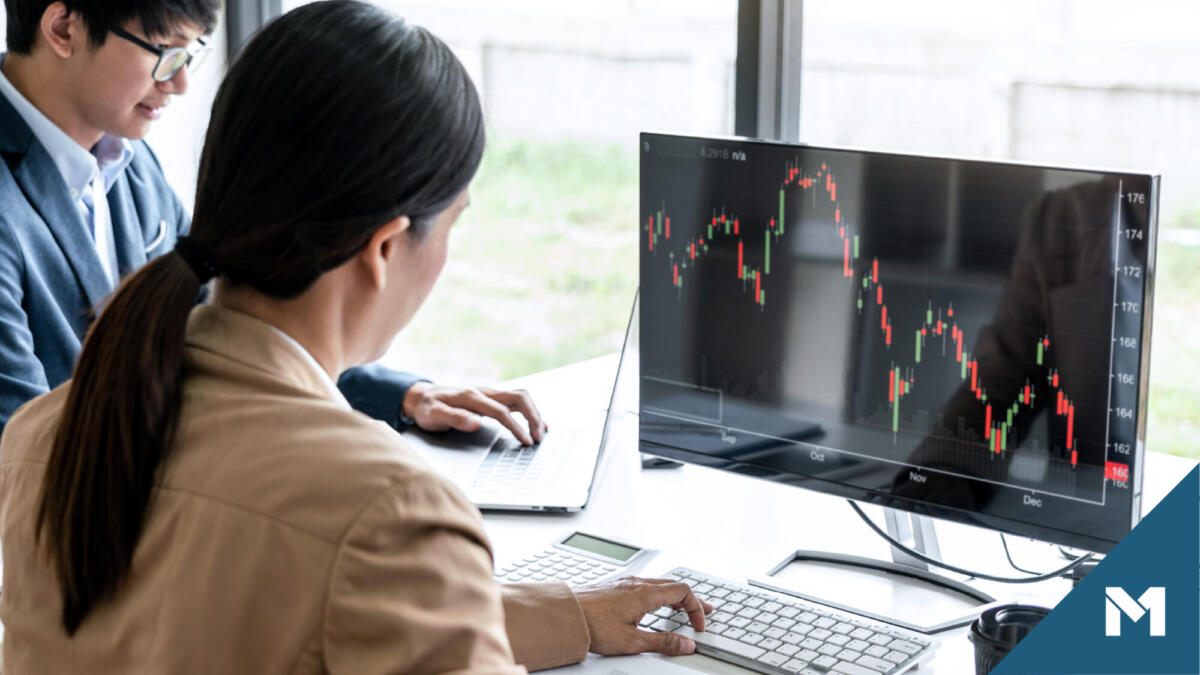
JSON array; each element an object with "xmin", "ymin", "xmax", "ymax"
[{"xmin": 408, "ymin": 354, "xmax": 1198, "ymax": 675}]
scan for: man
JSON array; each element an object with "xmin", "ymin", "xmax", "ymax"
[{"xmin": 0, "ymin": 0, "xmax": 546, "ymax": 442}]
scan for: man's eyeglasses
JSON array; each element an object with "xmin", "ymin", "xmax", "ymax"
[{"xmin": 111, "ymin": 26, "xmax": 210, "ymax": 82}]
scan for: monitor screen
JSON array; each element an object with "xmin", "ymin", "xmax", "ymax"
[{"xmin": 638, "ymin": 132, "xmax": 1158, "ymax": 553}]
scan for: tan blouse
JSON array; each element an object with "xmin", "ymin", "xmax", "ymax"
[{"xmin": 0, "ymin": 305, "xmax": 590, "ymax": 673}]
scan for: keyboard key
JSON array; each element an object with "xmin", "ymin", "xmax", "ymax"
[
  {"xmin": 800, "ymin": 638, "xmax": 822, "ymax": 650},
  {"xmin": 774, "ymin": 617, "xmax": 797, "ymax": 630},
  {"xmin": 888, "ymin": 639, "xmax": 921, "ymax": 655},
  {"xmin": 762, "ymin": 601, "xmax": 784, "ymax": 613},
  {"xmin": 830, "ymin": 661, "xmax": 876, "ymax": 675},
  {"xmin": 758, "ymin": 612, "xmax": 780, "ymax": 625},
  {"xmin": 836, "ymin": 648, "xmax": 862, "ymax": 661},
  {"xmin": 744, "ymin": 597, "xmax": 765, "ymax": 608},
  {"xmin": 796, "ymin": 649, "xmax": 821, "ymax": 662},
  {"xmin": 883, "ymin": 650, "xmax": 908, "ymax": 664},
  {"xmin": 864, "ymin": 645, "xmax": 888, "ymax": 658},
  {"xmin": 651, "ymin": 618, "xmax": 681, "ymax": 632},
  {"xmin": 782, "ymin": 659, "xmax": 809, "ymax": 673},
  {"xmin": 779, "ymin": 606, "xmax": 800, "ymax": 619},
  {"xmin": 818, "ymin": 643, "xmax": 841, "ymax": 657},
  {"xmin": 832, "ymin": 622, "xmax": 855, "ymax": 635},
  {"xmin": 798, "ymin": 612, "xmax": 819, "ymax": 623},
  {"xmin": 729, "ymin": 616, "xmax": 751, "ymax": 629},
  {"xmin": 671, "ymin": 625, "xmax": 766, "ymax": 660},
  {"xmin": 764, "ymin": 627, "xmax": 787, "ymax": 640},
  {"xmin": 814, "ymin": 617, "xmax": 836, "ymax": 629},
  {"xmin": 812, "ymin": 655, "xmax": 838, "ymax": 669},
  {"xmin": 728, "ymin": 592, "xmax": 749, "ymax": 603},
  {"xmin": 778, "ymin": 644, "xmax": 800, "ymax": 657},
  {"xmin": 747, "ymin": 621, "xmax": 771, "ymax": 634},
  {"xmin": 809, "ymin": 628, "xmax": 832, "ymax": 641},
  {"xmin": 850, "ymin": 628, "xmax": 873, "ymax": 640},
  {"xmin": 847, "ymin": 639, "xmax": 870, "ymax": 651},
  {"xmin": 868, "ymin": 634, "xmax": 892, "ymax": 646},
  {"xmin": 724, "ymin": 627, "xmax": 746, "ymax": 640},
  {"xmin": 854, "ymin": 654, "xmax": 895, "ymax": 673},
  {"xmin": 828, "ymin": 634, "xmax": 850, "ymax": 646},
  {"xmin": 758, "ymin": 651, "xmax": 789, "ymax": 667},
  {"xmin": 740, "ymin": 633, "xmax": 764, "ymax": 646},
  {"xmin": 759, "ymin": 637, "xmax": 783, "ymax": 651}
]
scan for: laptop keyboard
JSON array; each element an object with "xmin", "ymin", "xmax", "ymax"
[
  {"xmin": 645, "ymin": 567, "xmax": 936, "ymax": 675},
  {"xmin": 470, "ymin": 433, "xmax": 569, "ymax": 493}
]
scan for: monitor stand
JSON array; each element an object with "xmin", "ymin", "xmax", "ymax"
[{"xmin": 749, "ymin": 509, "xmax": 998, "ymax": 634}]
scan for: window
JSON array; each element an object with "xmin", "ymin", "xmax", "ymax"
[
  {"xmin": 283, "ymin": 0, "xmax": 738, "ymax": 383},
  {"xmin": 799, "ymin": 0, "xmax": 1200, "ymax": 458}
]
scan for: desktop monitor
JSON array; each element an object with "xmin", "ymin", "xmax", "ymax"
[{"xmin": 637, "ymin": 132, "xmax": 1158, "ymax": 556}]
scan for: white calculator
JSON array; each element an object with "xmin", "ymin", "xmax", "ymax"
[{"xmin": 495, "ymin": 531, "xmax": 654, "ymax": 586}]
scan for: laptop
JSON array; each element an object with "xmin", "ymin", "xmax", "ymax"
[{"xmin": 453, "ymin": 292, "xmax": 637, "ymax": 512}]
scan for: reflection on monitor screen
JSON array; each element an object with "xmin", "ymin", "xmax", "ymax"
[{"xmin": 638, "ymin": 133, "xmax": 1158, "ymax": 554}]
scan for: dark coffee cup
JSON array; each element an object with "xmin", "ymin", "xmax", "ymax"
[{"xmin": 968, "ymin": 604, "xmax": 1050, "ymax": 675}]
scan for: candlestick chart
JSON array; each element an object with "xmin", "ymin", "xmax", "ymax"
[{"xmin": 639, "ymin": 134, "xmax": 1154, "ymax": 522}]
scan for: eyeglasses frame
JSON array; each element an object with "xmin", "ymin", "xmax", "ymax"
[{"xmin": 110, "ymin": 26, "xmax": 210, "ymax": 82}]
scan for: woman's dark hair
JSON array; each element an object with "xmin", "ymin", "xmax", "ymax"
[
  {"xmin": 4, "ymin": 0, "xmax": 221, "ymax": 55},
  {"xmin": 36, "ymin": 0, "xmax": 485, "ymax": 635}
]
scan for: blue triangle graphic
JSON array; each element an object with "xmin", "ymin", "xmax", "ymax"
[{"xmin": 992, "ymin": 465, "xmax": 1199, "ymax": 675}]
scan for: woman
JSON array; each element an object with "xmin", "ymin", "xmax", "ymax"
[{"xmin": 0, "ymin": 2, "xmax": 709, "ymax": 672}]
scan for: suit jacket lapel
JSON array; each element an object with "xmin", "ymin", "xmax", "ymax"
[
  {"xmin": 107, "ymin": 177, "xmax": 148, "ymax": 276},
  {"xmin": 0, "ymin": 96, "xmax": 111, "ymax": 309}
]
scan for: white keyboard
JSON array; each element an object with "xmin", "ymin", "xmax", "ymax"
[{"xmin": 645, "ymin": 567, "xmax": 937, "ymax": 675}]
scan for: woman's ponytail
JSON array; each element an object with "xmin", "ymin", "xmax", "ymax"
[{"xmin": 36, "ymin": 251, "xmax": 205, "ymax": 634}]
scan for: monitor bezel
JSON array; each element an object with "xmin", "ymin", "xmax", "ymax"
[{"xmin": 636, "ymin": 131, "xmax": 1160, "ymax": 555}]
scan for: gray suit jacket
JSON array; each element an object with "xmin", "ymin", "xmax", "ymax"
[{"xmin": 0, "ymin": 90, "xmax": 422, "ymax": 436}]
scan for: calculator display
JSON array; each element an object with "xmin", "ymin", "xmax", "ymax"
[{"xmin": 561, "ymin": 533, "xmax": 640, "ymax": 562}]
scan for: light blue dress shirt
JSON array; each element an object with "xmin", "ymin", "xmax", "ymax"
[{"xmin": 0, "ymin": 54, "xmax": 134, "ymax": 290}]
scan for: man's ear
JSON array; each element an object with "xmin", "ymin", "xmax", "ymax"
[
  {"xmin": 40, "ymin": 3, "xmax": 80, "ymax": 59},
  {"xmin": 360, "ymin": 215, "xmax": 411, "ymax": 290}
]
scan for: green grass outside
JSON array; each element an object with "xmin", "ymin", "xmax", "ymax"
[
  {"xmin": 380, "ymin": 136, "xmax": 639, "ymax": 383},
  {"xmin": 1146, "ymin": 216, "xmax": 1200, "ymax": 459},
  {"xmin": 381, "ymin": 136, "xmax": 1200, "ymax": 460}
]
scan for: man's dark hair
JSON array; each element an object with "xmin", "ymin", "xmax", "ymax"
[{"xmin": 4, "ymin": 0, "xmax": 221, "ymax": 55}]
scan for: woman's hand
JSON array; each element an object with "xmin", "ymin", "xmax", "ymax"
[
  {"xmin": 402, "ymin": 382, "xmax": 547, "ymax": 445},
  {"xmin": 574, "ymin": 577, "xmax": 714, "ymax": 656}
]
